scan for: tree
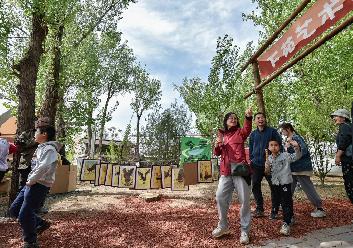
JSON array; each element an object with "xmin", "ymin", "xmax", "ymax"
[
  {"xmin": 177, "ymin": 35, "xmax": 253, "ymax": 136},
  {"xmin": 8, "ymin": 0, "xmax": 49, "ymax": 205},
  {"xmin": 141, "ymin": 102, "xmax": 192, "ymax": 163},
  {"xmin": 38, "ymin": 0, "xmax": 135, "ymax": 127},
  {"xmin": 130, "ymin": 66, "xmax": 161, "ymax": 161},
  {"xmin": 62, "ymin": 34, "xmax": 102, "ymax": 157},
  {"xmin": 96, "ymin": 31, "xmax": 135, "ymax": 155}
]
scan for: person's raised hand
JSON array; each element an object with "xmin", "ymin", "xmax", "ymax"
[
  {"xmin": 245, "ymin": 107, "xmax": 253, "ymax": 117},
  {"xmin": 289, "ymin": 140, "xmax": 299, "ymax": 148}
]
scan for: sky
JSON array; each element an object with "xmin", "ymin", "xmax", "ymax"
[
  {"xmin": 0, "ymin": 0, "xmax": 261, "ymax": 139},
  {"xmin": 106, "ymin": 0, "xmax": 261, "ymax": 137}
]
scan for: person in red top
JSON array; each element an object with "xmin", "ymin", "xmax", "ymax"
[{"xmin": 212, "ymin": 108, "xmax": 252, "ymax": 245}]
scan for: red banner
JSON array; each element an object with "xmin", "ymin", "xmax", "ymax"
[{"xmin": 258, "ymin": 0, "xmax": 353, "ymax": 79}]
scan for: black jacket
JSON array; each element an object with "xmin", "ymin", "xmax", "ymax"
[{"xmin": 336, "ymin": 122, "xmax": 352, "ymax": 162}]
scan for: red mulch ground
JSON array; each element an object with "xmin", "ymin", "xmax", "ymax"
[{"xmin": 1, "ymin": 197, "xmax": 352, "ymax": 248}]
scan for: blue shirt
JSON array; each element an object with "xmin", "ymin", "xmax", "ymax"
[
  {"xmin": 287, "ymin": 133, "xmax": 313, "ymax": 172},
  {"xmin": 249, "ymin": 126, "xmax": 283, "ymax": 167}
]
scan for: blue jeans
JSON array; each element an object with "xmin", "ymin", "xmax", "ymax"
[{"xmin": 9, "ymin": 183, "xmax": 49, "ymax": 243}]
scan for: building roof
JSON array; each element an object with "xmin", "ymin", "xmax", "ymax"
[
  {"xmin": 0, "ymin": 110, "xmax": 16, "ymax": 142},
  {"xmin": 0, "ymin": 110, "xmax": 12, "ymax": 127}
]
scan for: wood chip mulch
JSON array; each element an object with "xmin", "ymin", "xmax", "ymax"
[{"xmin": 1, "ymin": 197, "xmax": 352, "ymax": 248}]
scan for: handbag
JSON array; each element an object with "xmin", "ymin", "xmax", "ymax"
[{"xmin": 230, "ymin": 163, "xmax": 250, "ymax": 177}]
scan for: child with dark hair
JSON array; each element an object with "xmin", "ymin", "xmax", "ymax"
[
  {"xmin": 265, "ymin": 138, "xmax": 301, "ymax": 236},
  {"xmin": 9, "ymin": 124, "xmax": 61, "ymax": 248}
]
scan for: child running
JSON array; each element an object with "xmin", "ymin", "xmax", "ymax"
[{"xmin": 9, "ymin": 124, "xmax": 61, "ymax": 248}]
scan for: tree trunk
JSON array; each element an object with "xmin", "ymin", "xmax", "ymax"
[
  {"xmin": 56, "ymin": 99, "xmax": 66, "ymax": 142},
  {"xmin": 252, "ymin": 61, "xmax": 266, "ymax": 115},
  {"xmin": 39, "ymin": 25, "xmax": 64, "ymax": 125},
  {"xmin": 97, "ymin": 86, "xmax": 113, "ymax": 155},
  {"xmin": 9, "ymin": 11, "xmax": 48, "ymax": 206},
  {"xmin": 87, "ymin": 107, "xmax": 94, "ymax": 157},
  {"xmin": 135, "ymin": 114, "xmax": 141, "ymax": 161},
  {"xmin": 56, "ymin": 102, "xmax": 67, "ymax": 156}
]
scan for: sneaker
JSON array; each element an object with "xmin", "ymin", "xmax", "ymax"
[
  {"xmin": 240, "ymin": 231, "xmax": 250, "ymax": 245},
  {"xmin": 311, "ymin": 209, "xmax": 326, "ymax": 218},
  {"xmin": 252, "ymin": 209, "xmax": 265, "ymax": 218},
  {"xmin": 269, "ymin": 211, "xmax": 278, "ymax": 220},
  {"xmin": 23, "ymin": 242, "xmax": 39, "ymax": 248},
  {"xmin": 280, "ymin": 223, "xmax": 290, "ymax": 236},
  {"xmin": 212, "ymin": 226, "xmax": 230, "ymax": 238},
  {"xmin": 36, "ymin": 220, "xmax": 51, "ymax": 235}
]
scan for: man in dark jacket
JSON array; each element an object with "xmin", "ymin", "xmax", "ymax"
[
  {"xmin": 331, "ymin": 109, "xmax": 353, "ymax": 203},
  {"xmin": 249, "ymin": 112, "xmax": 283, "ymax": 218}
]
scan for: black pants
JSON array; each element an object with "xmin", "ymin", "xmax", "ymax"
[
  {"xmin": 251, "ymin": 165, "xmax": 280, "ymax": 212},
  {"xmin": 0, "ymin": 171, "xmax": 5, "ymax": 182},
  {"xmin": 273, "ymin": 183, "xmax": 293, "ymax": 224},
  {"xmin": 342, "ymin": 159, "xmax": 353, "ymax": 204}
]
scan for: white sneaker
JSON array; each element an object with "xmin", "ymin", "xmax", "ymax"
[
  {"xmin": 240, "ymin": 231, "xmax": 250, "ymax": 245},
  {"xmin": 311, "ymin": 209, "xmax": 326, "ymax": 218},
  {"xmin": 280, "ymin": 223, "xmax": 290, "ymax": 236},
  {"xmin": 212, "ymin": 226, "xmax": 230, "ymax": 238}
]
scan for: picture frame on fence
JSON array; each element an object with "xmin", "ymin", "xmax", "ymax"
[
  {"xmin": 135, "ymin": 167, "xmax": 152, "ymax": 190},
  {"xmin": 111, "ymin": 165, "xmax": 120, "ymax": 187},
  {"xmin": 99, "ymin": 163, "xmax": 108, "ymax": 185},
  {"xmin": 94, "ymin": 163, "xmax": 102, "ymax": 186},
  {"xmin": 104, "ymin": 164, "xmax": 114, "ymax": 186},
  {"xmin": 211, "ymin": 158, "xmax": 219, "ymax": 181},
  {"xmin": 171, "ymin": 168, "xmax": 189, "ymax": 191},
  {"xmin": 197, "ymin": 160, "xmax": 213, "ymax": 183},
  {"xmin": 151, "ymin": 165, "xmax": 162, "ymax": 189},
  {"xmin": 161, "ymin": 165, "xmax": 172, "ymax": 188},
  {"xmin": 80, "ymin": 159, "xmax": 100, "ymax": 181},
  {"xmin": 119, "ymin": 166, "xmax": 136, "ymax": 188}
]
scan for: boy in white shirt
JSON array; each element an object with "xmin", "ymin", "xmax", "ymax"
[{"xmin": 9, "ymin": 125, "xmax": 60, "ymax": 248}]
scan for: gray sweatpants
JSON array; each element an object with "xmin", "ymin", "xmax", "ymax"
[
  {"xmin": 291, "ymin": 175, "xmax": 322, "ymax": 209},
  {"xmin": 215, "ymin": 175, "xmax": 251, "ymax": 233}
]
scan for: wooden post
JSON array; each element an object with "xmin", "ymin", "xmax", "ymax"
[
  {"xmin": 244, "ymin": 14, "xmax": 353, "ymax": 99},
  {"xmin": 240, "ymin": 0, "xmax": 312, "ymax": 72},
  {"xmin": 252, "ymin": 61, "xmax": 266, "ymax": 115}
]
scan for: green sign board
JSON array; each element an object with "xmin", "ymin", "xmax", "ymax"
[{"xmin": 180, "ymin": 136, "xmax": 211, "ymax": 165}]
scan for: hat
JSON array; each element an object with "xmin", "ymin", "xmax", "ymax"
[
  {"xmin": 35, "ymin": 117, "xmax": 51, "ymax": 128},
  {"xmin": 330, "ymin": 109, "xmax": 351, "ymax": 120}
]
